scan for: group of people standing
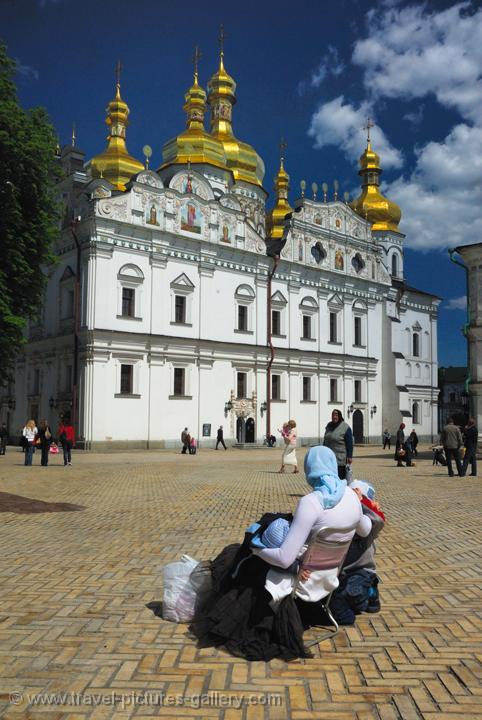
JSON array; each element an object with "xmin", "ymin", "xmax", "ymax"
[
  {"xmin": 439, "ymin": 417, "xmax": 477, "ymax": 477},
  {"xmin": 180, "ymin": 428, "xmax": 197, "ymax": 455},
  {"xmin": 278, "ymin": 410, "xmax": 353, "ymax": 480},
  {"xmin": 20, "ymin": 418, "xmax": 75, "ymax": 467}
]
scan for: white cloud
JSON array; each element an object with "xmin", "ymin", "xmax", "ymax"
[
  {"xmin": 298, "ymin": 45, "xmax": 345, "ymax": 95},
  {"xmin": 15, "ymin": 60, "xmax": 39, "ymax": 81},
  {"xmin": 308, "ymin": 95, "xmax": 403, "ymax": 169},
  {"xmin": 445, "ymin": 296, "xmax": 467, "ymax": 310}
]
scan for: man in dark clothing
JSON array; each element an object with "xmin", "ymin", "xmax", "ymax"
[
  {"xmin": 440, "ymin": 417, "xmax": 463, "ymax": 477},
  {"xmin": 461, "ymin": 418, "xmax": 478, "ymax": 477},
  {"xmin": 395, "ymin": 423, "xmax": 413, "ymax": 467},
  {"xmin": 216, "ymin": 426, "xmax": 227, "ymax": 450},
  {"xmin": 181, "ymin": 428, "xmax": 190, "ymax": 454},
  {"xmin": 0, "ymin": 424, "xmax": 7, "ymax": 455}
]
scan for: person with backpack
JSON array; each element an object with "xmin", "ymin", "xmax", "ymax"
[
  {"xmin": 37, "ymin": 418, "xmax": 53, "ymax": 466},
  {"xmin": 58, "ymin": 418, "xmax": 75, "ymax": 466}
]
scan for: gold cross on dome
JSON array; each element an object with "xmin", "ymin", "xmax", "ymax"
[
  {"xmin": 193, "ymin": 46, "xmax": 201, "ymax": 78},
  {"xmin": 364, "ymin": 117, "xmax": 374, "ymax": 143},
  {"xmin": 115, "ymin": 59, "xmax": 123, "ymax": 87},
  {"xmin": 219, "ymin": 24, "xmax": 226, "ymax": 55},
  {"xmin": 279, "ymin": 137, "xmax": 287, "ymax": 162}
]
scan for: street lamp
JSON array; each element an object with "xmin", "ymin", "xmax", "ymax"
[
  {"xmin": 224, "ymin": 399, "xmax": 233, "ymax": 416},
  {"xmin": 260, "ymin": 401, "xmax": 267, "ymax": 417},
  {"xmin": 370, "ymin": 405, "xmax": 377, "ymax": 418},
  {"xmin": 347, "ymin": 403, "xmax": 354, "ymax": 416}
]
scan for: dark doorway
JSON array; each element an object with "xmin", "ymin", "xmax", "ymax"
[
  {"xmin": 236, "ymin": 417, "xmax": 245, "ymax": 443},
  {"xmin": 245, "ymin": 417, "xmax": 255, "ymax": 443},
  {"xmin": 352, "ymin": 409, "xmax": 364, "ymax": 443}
]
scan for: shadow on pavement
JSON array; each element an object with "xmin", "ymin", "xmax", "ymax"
[
  {"xmin": 146, "ymin": 601, "xmax": 163, "ymax": 618},
  {"xmin": 0, "ymin": 492, "xmax": 86, "ymax": 514}
]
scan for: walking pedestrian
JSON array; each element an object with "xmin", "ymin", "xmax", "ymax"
[
  {"xmin": 181, "ymin": 428, "xmax": 190, "ymax": 454},
  {"xmin": 58, "ymin": 417, "xmax": 75, "ymax": 466},
  {"xmin": 409, "ymin": 430, "xmax": 419, "ymax": 457},
  {"xmin": 0, "ymin": 423, "xmax": 7, "ymax": 455},
  {"xmin": 461, "ymin": 417, "xmax": 478, "ymax": 477},
  {"xmin": 37, "ymin": 418, "xmax": 53, "ymax": 466},
  {"xmin": 394, "ymin": 423, "xmax": 414, "ymax": 467},
  {"xmin": 323, "ymin": 409, "xmax": 353, "ymax": 479},
  {"xmin": 22, "ymin": 419, "xmax": 38, "ymax": 466},
  {"xmin": 440, "ymin": 417, "xmax": 463, "ymax": 477},
  {"xmin": 382, "ymin": 429, "xmax": 391, "ymax": 450},
  {"xmin": 279, "ymin": 419, "xmax": 298, "ymax": 474},
  {"xmin": 215, "ymin": 425, "xmax": 227, "ymax": 450}
]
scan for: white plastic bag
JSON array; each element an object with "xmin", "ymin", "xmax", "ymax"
[{"xmin": 162, "ymin": 554, "xmax": 199, "ymax": 623}]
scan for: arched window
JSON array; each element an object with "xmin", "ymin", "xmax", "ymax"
[
  {"xmin": 413, "ymin": 332, "xmax": 420, "ymax": 357},
  {"xmin": 299, "ymin": 296, "xmax": 318, "ymax": 341},
  {"xmin": 391, "ymin": 253, "xmax": 398, "ymax": 277},
  {"xmin": 412, "ymin": 401, "xmax": 420, "ymax": 424},
  {"xmin": 117, "ymin": 264, "xmax": 145, "ymax": 319},
  {"xmin": 234, "ymin": 284, "xmax": 255, "ymax": 333}
]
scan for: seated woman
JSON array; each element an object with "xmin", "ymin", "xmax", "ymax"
[{"xmin": 189, "ymin": 446, "xmax": 372, "ymax": 661}]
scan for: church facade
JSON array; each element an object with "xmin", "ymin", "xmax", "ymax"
[{"xmin": 2, "ymin": 52, "xmax": 440, "ymax": 448}]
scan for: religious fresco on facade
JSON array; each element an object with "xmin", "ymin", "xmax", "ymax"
[
  {"xmin": 183, "ymin": 176, "xmax": 194, "ymax": 194},
  {"xmin": 314, "ymin": 214, "xmax": 322, "ymax": 225},
  {"xmin": 220, "ymin": 224, "xmax": 231, "ymax": 243},
  {"xmin": 335, "ymin": 249, "xmax": 344, "ymax": 270},
  {"xmin": 181, "ymin": 202, "xmax": 202, "ymax": 233},
  {"xmin": 146, "ymin": 204, "xmax": 159, "ymax": 225}
]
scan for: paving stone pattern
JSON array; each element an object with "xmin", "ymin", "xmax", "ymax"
[{"xmin": 0, "ymin": 445, "xmax": 481, "ymax": 719}]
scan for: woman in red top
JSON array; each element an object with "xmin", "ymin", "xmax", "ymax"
[{"xmin": 58, "ymin": 419, "xmax": 75, "ymax": 466}]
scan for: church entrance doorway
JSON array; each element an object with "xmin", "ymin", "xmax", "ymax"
[
  {"xmin": 236, "ymin": 417, "xmax": 246, "ymax": 443},
  {"xmin": 245, "ymin": 417, "xmax": 255, "ymax": 443},
  {"xmin": 352, "ymin": 409, "xmax": 364, "ymax": 443}
]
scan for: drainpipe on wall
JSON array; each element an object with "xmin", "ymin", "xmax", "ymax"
[
  {"xmin": 448, "ymin": 249, "xmax": 471, "ymax": 406},
  {"xmin": 266, "ymin": 254, "xmax": 280, "ymax": 440},
  {"xmin": 70, "ymin": 219, "xmax": 82, "ymax": 437}
]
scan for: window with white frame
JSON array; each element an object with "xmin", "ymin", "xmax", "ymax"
[
  {"xmin": 354, "ymin": 379, "xmax": 362, "ymax": 402},
  {"xmin": 118, "ymin": 264, "xmax": 144, "ymax": 320},
  {"xmin": 299, "ymin": 296, "xmax": 318, "ymax": 341},
  {"xmin": 234, "ymin": 284, "xmax": 255, "ymax": 333},
  {"xmin": 60, "ymin": 265, "xmax": 76, "ymax": 320},
  {"xmin": 391, "ymin": 252, "xmax": 399, "ymax": 277},
  {"xmin": 120, "ymin": 365, "xmax": 133, "ymax": 394},
  {"xmin": 302, "ymin": 375, "xmax": 312, "ymax": 401},
  {"xmin": 412, "ymin": 401, "xmax": 420, "ymax": 424},
  {"xmin": 170, "ymin": 273, "xmax": 195, "ymax": 325},
  {"xmin": 173, "ymin": 368, "xmax": 185, "ymax": 396},
  {"xmin": 272, "ymin": 374, "xmax": 281, "ymax": 400},
  {"xmin": 330, "ymin": 378, "xmax": 338, "ymax": 402},
  {"xmin": 237, "ymin": 371, "xmax": 248, "ymax": 398},
  {"xmin": 327, "ymin": 294, "xmax": 343, "ymax": 344},
  {"xmin": 352, "ymin": 300, "xmax": 367, "ymax": 347},
  {"xmin": 271, "ymin": 291, "xmax": 287, "ymax": 337},
  {"xmin": 413, "ymin": 332, "xmax": 420, "ymax": 357}
]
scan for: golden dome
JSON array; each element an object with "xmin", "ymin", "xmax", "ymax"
[
  {"xmin": 350, "ymin": 140, "xmax": 401, "ymax": 232},
  {"xmin": 207, "ymin": 52, "xmax": 265, "ymax": 187},
  {"xmin": 89, "ymin": 75, "xmax": 144, "ymax": 192},
  {"xmin": 266, "ymin": 156, "xmax": 292, "ymax": 239},
  {"xmin": 160, "ymin": 65, "xmax": 227, "ymax": 172}
]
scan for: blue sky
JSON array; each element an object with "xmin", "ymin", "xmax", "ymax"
[{"xmin": 1, "ymin": 0, "xmax": 478, "ymax": 366}]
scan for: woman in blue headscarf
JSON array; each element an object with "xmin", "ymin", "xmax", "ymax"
[{"xmin": 252, "ymin": 446, "xmax": 372, "ymax": 571}]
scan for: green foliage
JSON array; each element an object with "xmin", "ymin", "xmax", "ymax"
[{"xmin": 0, "ymin": 42, "xmax": 60, "ymax": 383}]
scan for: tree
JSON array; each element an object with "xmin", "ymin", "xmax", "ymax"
[{"xmin": 0, "ymin": 42, "xmax": 60, "ymax": 384}]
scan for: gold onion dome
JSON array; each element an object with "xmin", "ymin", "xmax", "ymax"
[
  {"xmin": 161, "ymin": 61, "xmax": 227, "ymax": 171},
  {"xmin": 207, "ymin": 51, "xmax": 265, "ymax": 187},
  {"xmin": 266, "ymin": 156, "xmax": 292, "ymax": 239},
  {"xmin": 89, "ymin": 72, "xmax": 144, "ymax": 191},
  {"xmin": 350, "ymin": 139, "xmax": 401, "ymax": 232}
]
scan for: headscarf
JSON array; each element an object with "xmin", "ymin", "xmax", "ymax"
[
  {"xmin": 326, "ymin": 408, "xmax": 344, "ymax": 432},
  {"xmin": 304, "ymin": 446, "xmax": 346, "ymax": 509}
]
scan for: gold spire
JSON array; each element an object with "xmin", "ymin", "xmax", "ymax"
[
  {"xmin": 161, "ymin": 47, "xmax": 228, "ymax": 172},
  {"xmin": 88, "ymin": 61, "xmax": 144, "ymax": 191},
  {"xmin": 206, "ymin": 29, "xmax": 265, "ymax": 187},
  {"xmin": 266, "ymin": 139, "xmax": 293, "ymax": 239},
  {"xmin": 350, "ymin": 119, "xmax": 401, "ymax": 232}
]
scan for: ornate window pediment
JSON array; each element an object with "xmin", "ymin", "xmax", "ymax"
[
  {"xmin": 235, "ymin": 284, "xmax": 255, "ymax": 300},
  {"xmin": 171, "ymin": 273, "xmax": 195, "ymax": 292},
  {"xmin": 271, "ymin": 290, "xmax": 287, "ymax": 306},
  {"xmin": 118, "ymin": 264, "xmax": 144, "ymax": 281},
  {"xmin": 328, "ymin": 293, "xmax": 343, "ymax": 309}
]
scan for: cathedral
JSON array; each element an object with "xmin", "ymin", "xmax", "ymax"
[{"xmin": 3, "ymin": 49, "xmax": 440, "ymax": 449}]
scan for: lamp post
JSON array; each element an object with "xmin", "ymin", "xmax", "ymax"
[
  {"xmin": 347, "ymin": 403, "xmax": 354, "ymax": 417},
  {"xmin": 224, "ymin": 399, "xmax": 233, "ymax": 417},
  {"xmin": 370, "ymin": 404, "xmax": 377, "ymax": 418},
  {"xmin": 260, "ymin": 401, "xmax": 267, "ymax": 417}
]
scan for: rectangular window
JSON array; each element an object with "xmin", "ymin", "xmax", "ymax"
[
  {"xmin": 302, "ymin": 376, "xmax": 311, "ymax": 401},
  {"xmin": 120, "ymin": 365, "xmax": 133, "ymax": 394},
  {"xmin": 302, "ymin": 315, "xmax": 311, "ymax": 339},
  {"xmin": 272, "ymin": 310, "xmax": 281, "ymax": 336},
  {"xmin": 238, "ymin": 305, "xmax": 248, "ymax": 331},
  {"xmin": 413, "ymin": 333, "xmax": 420, "ymax": 357},
  {"xmin": 329, "ymin": 312, "xmax": 337, "ymax": 343},
  {"xmin": 354, "ymin": 316, "xmax": 362, "ymax": 346},
  {"xmin": 330, "ymin": 378, "xmax": 337, "ymax": 402},
  {"xmin": 354, "ymin": 379, "xmax": 362, "ymax": 402},
  {"xmin": 272, "ymin": 374, "xmax": 280, "ymax": 400},
  {"xmin": 66, "ymin": 289, "xmax": 74, "ymax": 319},
  {"xmin": 122, "ymin": 287, "xmax": 135, "ymax": 317},
  {"xmin": 237, "ymin": 372, "xmax": 247, "ymax": 398},
  {"xmin": 173, "ymin": 368, "xmax": 185, "ymax": 396},
  {"xmin": 175, "ymin": 295, "xmax": 186, "ymax": 324},
  {"xmin": 33, "ymin": 369, "xmax": 40, "ymax": 395}
]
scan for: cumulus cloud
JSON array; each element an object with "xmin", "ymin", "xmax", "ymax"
[
  {"xmin": 305, "ymin": 1, "xmax": 482, "ymax": 251},
  {"xmin": 308, "ymin": 95, "xmax": 403, "ymax": 169},
  {"xmin": 445, "ymin": 296, "xmax": 467, "ymax": 310}
]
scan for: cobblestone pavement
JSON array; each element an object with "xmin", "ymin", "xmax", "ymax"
[{"xmin": 0, "ymin": 444, "xmax": 481, "ymax": 720}]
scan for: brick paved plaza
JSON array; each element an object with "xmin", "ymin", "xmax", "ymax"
[{"xmin": 0, "ymin": 444, "xmax": 481, "ymax": 720}]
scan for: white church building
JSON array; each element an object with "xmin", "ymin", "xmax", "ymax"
[{"xmin": 2, "ymin": 52, "xmax": 440, "ymax": 449}]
